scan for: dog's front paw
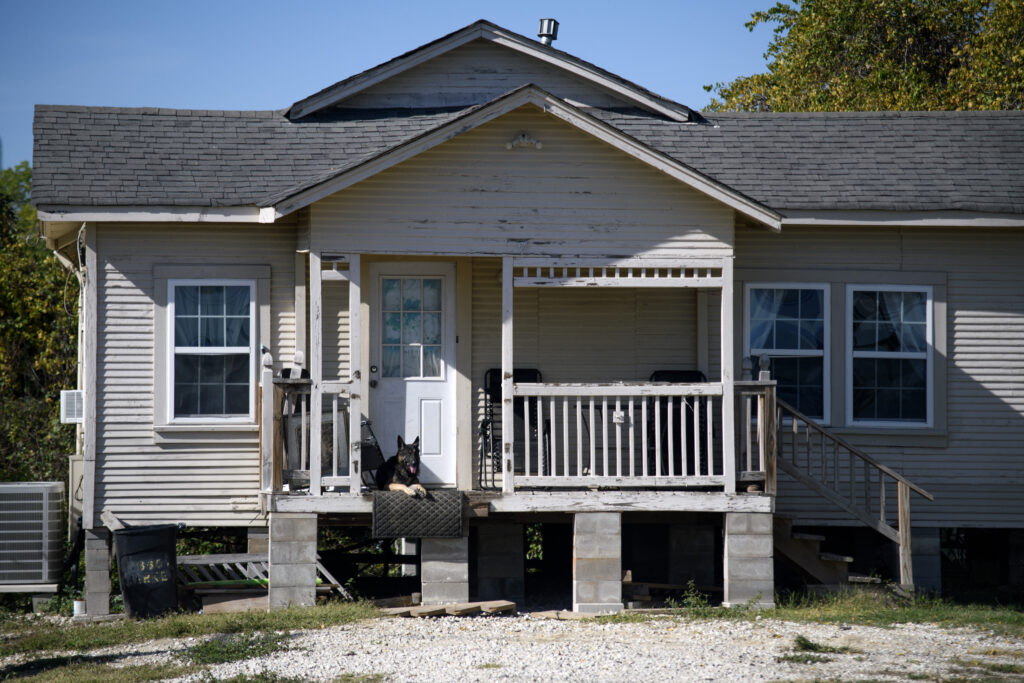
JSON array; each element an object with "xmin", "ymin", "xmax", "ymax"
[
  {"xmin": 413, "ymin": 484, "xmax": 427, "ymax": 498},
  {"xmin": 402, "ymin": 486, "xmax": 418, "ymax": 497}
]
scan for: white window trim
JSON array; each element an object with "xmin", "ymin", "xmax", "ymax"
[
  {"xmin": 167, "ymin": 279, "xmax": 257, "ymax": 424},
  {"xmin": 845, "ymin": 284, "xmax": 933, "ymax": 428},
  {"xmin": 744, "ymin": 282, "xmax": 831, "ymax": 424}
]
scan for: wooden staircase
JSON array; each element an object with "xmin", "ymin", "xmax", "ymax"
[
  {"xmin": 762, "ymin": 395, "xmax": 934, "ymax": 589},
  {"xmin": 772, "ymin": 516, "xmax": 854, "ymax": 585}
]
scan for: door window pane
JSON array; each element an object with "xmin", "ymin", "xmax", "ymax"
[{"xmin": 381, "ymin": 276, "xmax": 444, "ymax": 379}]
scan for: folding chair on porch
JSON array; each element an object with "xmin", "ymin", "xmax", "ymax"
[
  {"xmin": 480, "ymin": 368, "xmax": 548, "ymax": 488},
  {"xmin": 647, "ymin": 370, "xmax": 708, "ymax": 479}
]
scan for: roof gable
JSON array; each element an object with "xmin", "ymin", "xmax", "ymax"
[
  {"xmin": 287, "ymin": 20, "xmax": 692, "ymax": 122},
  {"xmin": 269, "ymin": 85, "xmax": 780, "ymax": 229}
]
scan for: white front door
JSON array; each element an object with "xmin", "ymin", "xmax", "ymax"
[{"xmin": 369, "ymin": 262, "xmax": 457, "ymax": 485}]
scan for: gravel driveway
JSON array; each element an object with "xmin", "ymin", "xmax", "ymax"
[{"xmin": 147, "ymin": 612, "xmax": 1022, "ymax": 682}]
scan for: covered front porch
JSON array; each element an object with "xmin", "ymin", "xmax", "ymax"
[{"xmin": 258, "ymin": 252, "xmax": 779, "ymax": 501}]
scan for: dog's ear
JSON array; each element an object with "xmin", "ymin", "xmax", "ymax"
[
  {"xmin": 412, "ymin": 436, "xmax": 420, "ymax": 448},
  {"xmin": 397, "ymin": 435, "xmax": 405, "ymax": 449}
]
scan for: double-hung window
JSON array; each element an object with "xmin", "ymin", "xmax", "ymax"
[
  {"xmin": 169, "ymin": 280, "xmax": 255, "ymax": 421},
  {"xmin": 747, "ymin": 284, "xmax": 829, "ymax": 421},
  {"xmin": 848, "ymin": 285, "xmax": 931, "ymax": 426}
]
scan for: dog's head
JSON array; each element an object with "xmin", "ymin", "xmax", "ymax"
[{"xmin": 396, "ymin": 436, "xmax": 421, "ymax": 476}]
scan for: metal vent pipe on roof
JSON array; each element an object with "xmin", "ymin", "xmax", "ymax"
[{"xmin": 538, "ymin": 18, "xmax": 559, "ymax": 45}]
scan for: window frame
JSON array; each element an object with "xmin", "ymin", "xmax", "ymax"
[
  {"xmin": 167, "ymin": 279, "xmax": 257, "ymax": 424},
  {"xmin": 153, "ymin": 264, "xmax": 271, "ymax": 433},
  {"xmin": 845, "ymin": 284, "xmax": 933, "ymax": 428},
  {"xmin": 744, "ymin": 282, "xmax": 831, "ymax": 424}
]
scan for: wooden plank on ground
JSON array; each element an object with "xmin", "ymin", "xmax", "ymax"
[
  {"xmin": 380, "ymin": 607, "xmax": 413, "ymax": 617},
  {"xmin": 409, "ymin": 605, "xmax": 447, "ymax": 617},
  {"xmin": 480, "ymin": 600, "xmax": 516, "ymax": 614},
  {"xmin": 445, "ymin": 603, "xmax": 482, "ymax": 616},
  {"xmin": 374, "ymin": 595, "xmax": 417, "ymax": 608}
]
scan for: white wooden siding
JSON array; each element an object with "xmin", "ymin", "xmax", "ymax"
[
  {"xmin": 339, "ymin": 39, "xmax": 635, "ymax": 110},
  {"xmin": 322, "ymin": 280, "xmax": 350, "ymax": 381},
  {"xmin": 311, "ymin": 106, "xmax": 733, "ymax": 257},
  {"xmin": 737, "ymin": 224, "xmax": 1024, "ymax": 528},
  {"xmin": 95, "ymin": 223, "xmax": 296, "ymax": 526}
]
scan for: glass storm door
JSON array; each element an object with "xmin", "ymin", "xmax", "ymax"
[{"xmin": 369, "ymin": 262, "xmax": 456, "ymax": 485}]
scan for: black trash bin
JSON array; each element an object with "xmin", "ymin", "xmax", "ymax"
[{"xmin": 114, "ymin": 524, "xmax": 178, "ymax": 618}]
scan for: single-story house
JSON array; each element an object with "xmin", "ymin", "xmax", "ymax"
[{"xmin": 32, "ymin": 19, "xmax": 1024, "ymax": 614}]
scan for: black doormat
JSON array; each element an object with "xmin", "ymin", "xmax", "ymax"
[{"xmin": 372, "ymin": 490, "xmax": 463, "ymax": 538}]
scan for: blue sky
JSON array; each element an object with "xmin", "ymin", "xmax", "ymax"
[{"xmin": 0, "ymin": 0, "xmax": 775, "ymax": 170}]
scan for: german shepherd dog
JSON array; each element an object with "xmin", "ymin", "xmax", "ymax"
[{"xmin": 375, "ymin": 436, "xmax": 427, "ymax": 497}]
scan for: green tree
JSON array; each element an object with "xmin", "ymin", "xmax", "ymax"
[
  {"xmin": 705, "ymin": 0, "xmax": 1024, "ymax": 111},
  {"xmin": 0, "ymin": 162, "xmax": 78, "ymax": 483}
]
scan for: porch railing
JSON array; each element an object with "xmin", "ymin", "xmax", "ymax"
[
  {"xmin": 508, "ymin": 382, "xmax": 726, "ymax": 488},
  {"xmin": 772, "ymin": 397, "xmax": 933, "ymax": 586},
  {"xmin": 259, "ymin": 355, "xmax": 358, "ymax": 496},
  {"xmin": 735, "ymin": 379, "xmax": 777, "ymax": 493}
]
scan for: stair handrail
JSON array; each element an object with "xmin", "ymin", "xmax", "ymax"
[
  {"xmin": 775, "ymin": 397, "xmax": 934, "ymax": 502},
  {"xmin": 772, "ymin": 395, "xmax": 933, "ymax": 589}
]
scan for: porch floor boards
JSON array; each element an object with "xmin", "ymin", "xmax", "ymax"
[{"xmin": 265, "ymin": 489, "xmax": 773, "ymax": 515}]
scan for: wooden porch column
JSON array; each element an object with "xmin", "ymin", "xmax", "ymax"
[
  {"xmin": 309, "ymin": 250, "xmax": 323, "ymax": 496},
  {"xmin": 294, "ymin": 251, "xmax": 307, "ymax": 367},
  {"xmin": 720, "ymin": 257, "xmax": 736, "ymax": 493},
  {"xmin": 348, "ymin": 254, "xmax": 363, "ymax": 494},
  {"xmin": 501, "ymin": 256, "xmax": 515, "ymax": 494}
]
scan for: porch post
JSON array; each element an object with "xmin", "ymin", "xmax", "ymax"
[
  {"xmin": 309, "ymin": 250, "xmax": 323, "ymax": 496},
  {"xmin": 720, "ymin": 257, "xmax": 736, "ymax": 493},
  {"xmin": 348, "ymin": 254, "xmax": 363, "ymax": 494},
  {"xmin": 501, "ymin": 256, "xmax": 515, "ymax": 494}
]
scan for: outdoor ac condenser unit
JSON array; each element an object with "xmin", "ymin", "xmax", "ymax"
[{"xmin": 0, "ymin": 482, "xmax": 64, "ymax": 585}]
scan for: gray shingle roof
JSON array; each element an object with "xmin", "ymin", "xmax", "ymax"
[
  {"xmin": 32, "ymin": 105, "xmax": 468, "ymax": 208},
  {"xmin": 592, "ymin": 109, "xmax": 1024, "ymax": 215},
  {"xmin": 33, "ymin": 103, "xmax": 1024, "ymax": 216}
]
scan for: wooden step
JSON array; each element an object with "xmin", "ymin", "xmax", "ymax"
[
  {"xmin": 790, "ymin": 532, "xmax": 827, "ymax": 542},
  {"xmin": 818, "ymin": 552, "xmax": 854, "ymax": 564},
  {"xmin": 848, "ymin": 574, "xmax": 882, "ymax": 584}
]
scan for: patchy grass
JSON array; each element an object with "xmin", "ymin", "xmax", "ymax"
[
  {"xmin": 792, "ymin": 634, "xmax": 861, "ymax": 654},
  {"xmin": 599, "ymin": 589, "xmax": 1024, "ymax": 638},
  {"xmin": 770, "ymin": 592, "xmax": 1024, "ymax": 638},
  {"xmin": 0, "ymin": 601, "xmax": 378, "ymax": 657},
  {"xmin": 476, "ymin": 662, "xmax": 502, "ymax": 669},
  {"xmin": 0, "ymin": 656, "xmax": 193, "ymax": 682},
  {"xmin": 776, "ymin": 652, "xmax": 832, "ymax": 664},
  {"xmin": 213, "ymin": 671, "xmax": 316, "ymax": 683},
  {"xmin": 186, "ymin": 631, "xmax": 288, "ymax": 665},
  {"xmin": 950, "ymin": 657, "xmax": 1024, "ymax": 675}
]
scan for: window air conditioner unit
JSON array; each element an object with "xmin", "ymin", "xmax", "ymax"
[
  {"xmin": 60, "ymin": 390, "xmax": 84, "ymax": 424},
  {"xmin": 0, "ymin": 482, "xmax": 65, "ymax": 585}
]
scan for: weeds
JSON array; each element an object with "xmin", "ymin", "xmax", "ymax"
[
  {"xmin": 770, "ymin": 591, "xmax": 1024, "ymax": 638},
  {"xmin": 950, "ymin": 657, "xmax": 1024, "ymax": 675},
  {"xmin": 0, "ymin": 601, "xmax": 378, "ymax": 657},
  {"xmin": 792, "ymin": 634, "xmax": 861, "ymax": 654},
  {"xmin": 776, "ymin": 652, "xmax": 832, "ymax": 664},
  {"xmin": 187, "ymin": 631, "xmax": 288, "ymax": 665}
]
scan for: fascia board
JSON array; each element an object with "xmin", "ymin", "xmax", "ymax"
[
  {"xmin": 36, "ymin": 206, "xmax": 267, "ymax": 223},
  {"xmin": 781, "ymin": 210, "xmax": 1024, "ymax": 228}
]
